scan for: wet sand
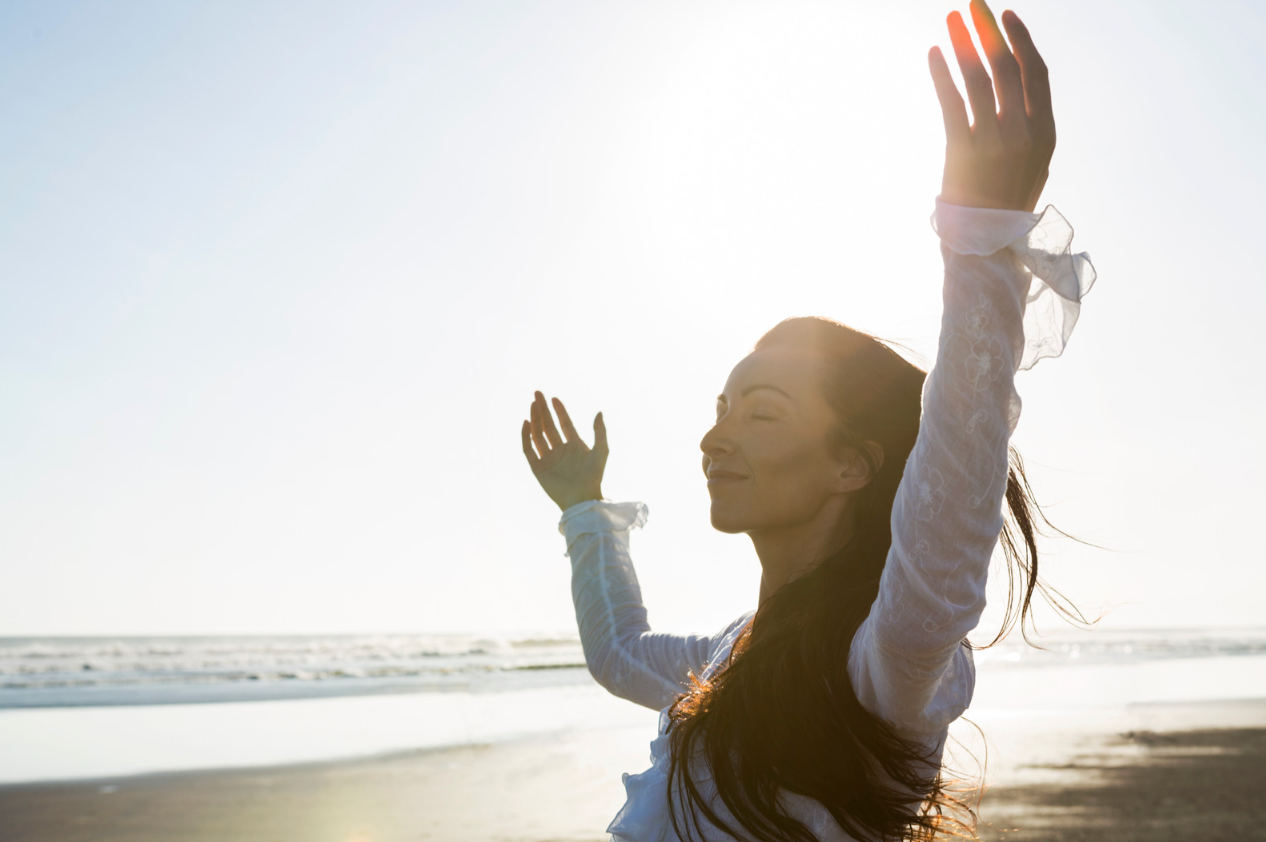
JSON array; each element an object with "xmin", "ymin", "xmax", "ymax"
[
  {"xmin": 975, "ymin": 726, "xmax": 1266, "ymax": 841},
  {"xmin": 0, "ymin": 725, "xmax": 644, "ymax": 842},
  {"xmin": 2, "ymin": 701, "xmax": 1265, "ymax": 842}
]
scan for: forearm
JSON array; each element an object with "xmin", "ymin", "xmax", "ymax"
[
  {"xmin": 561, "ymin": 501, "xmax": 713, "ymax": 711},
  {"xmin": 875, "ymin": 240, "xmax": 1029, "ymax": 656},
  {"xmin": 851, "ymin": 200, "xmax": 1095, "ymax": 731}
]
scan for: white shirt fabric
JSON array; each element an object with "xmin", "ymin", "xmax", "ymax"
[{"xmin": 557, "ymin": 200, "xmax": 1096, "ymax": 842}]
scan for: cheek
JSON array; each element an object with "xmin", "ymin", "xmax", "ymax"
[
  {"xmin": 752, "ymin": 433, "xmax": 833, "ymax": 490},
  {"xmin": 738, "ymin": 430, "xmax": 840, "ymax": 520}
]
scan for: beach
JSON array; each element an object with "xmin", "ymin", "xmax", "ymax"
[
  {"xmin": 3, "ymin": 632, "xmax": 1265, "ymax": 841},
  {"xmin": 2, "ymin": 698, "xmax": 1265, "ymax": 842},
  {"xmin": 0, "ymin": 726, "xmax": 647, "ymax": 842}
]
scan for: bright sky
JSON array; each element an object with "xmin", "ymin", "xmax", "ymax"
[{"xmin": 2, "ymin": 0, "xmax": 1263, "ymax": 637}]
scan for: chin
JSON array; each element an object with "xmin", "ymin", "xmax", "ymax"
[{"xmin": 708, "ymin": 505, "xmax": 750, "ymax": 535}]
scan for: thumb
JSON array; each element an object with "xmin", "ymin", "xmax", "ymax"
[{"xmin": 593, "ymin": 412, "xmax": 609, "ymax": 456}]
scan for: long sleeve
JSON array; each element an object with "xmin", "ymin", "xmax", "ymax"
[
  {"xmin": 849, "ymin": 201, "xmax": 1096, "ymax": 735},
  {"xmin": 559, "ymin": 500, "xmax": 753, "ymax": 712}
]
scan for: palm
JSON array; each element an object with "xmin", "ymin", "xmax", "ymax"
[{"xmin": 521, "ymin": 392, "xmax": 609, "ymax": 512}]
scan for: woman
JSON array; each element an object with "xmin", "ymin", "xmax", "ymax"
[{"xmin": 521, "ymin": 3, "xmax": 1095, "ymax": 840}]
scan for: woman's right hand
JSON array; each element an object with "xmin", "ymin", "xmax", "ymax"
[{"xmin": 521, "ymin": 391, "xmax": 609, "ymax": 512}]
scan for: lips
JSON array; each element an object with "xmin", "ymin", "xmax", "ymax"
[{"xmin": 706, "ymin": 469, "xmax": 748, "ymax": 487}]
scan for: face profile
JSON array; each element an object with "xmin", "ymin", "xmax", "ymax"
[{"xmin": 701, "ymin": 346, "xmax": 872, "ymax": 537}]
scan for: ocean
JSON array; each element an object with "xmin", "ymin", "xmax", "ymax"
[
  {"xmin": 2, "ymin": 627, "xmax": 1265, "ymax": 785},
  {"xmin": 0, "ymin": 632, "xmax": 592, "ymax": 708}
]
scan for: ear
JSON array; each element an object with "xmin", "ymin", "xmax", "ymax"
[{"xmin": 835, "ymin": 441, "xmax": 884, "ymax": 493}]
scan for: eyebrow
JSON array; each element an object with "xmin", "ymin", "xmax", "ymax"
[{"xmin": 716, "ymin": 384, "xmax": 794, "ymax": 402}]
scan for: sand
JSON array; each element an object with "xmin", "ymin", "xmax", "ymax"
[
  {"xmin": 2, "ymin": 701, "xmax": 1265, "ymax": 842},
  {"xmin": 0, "ymin": 725, "xmax": 645, "ymax": 842},
  {"xmin": 976, "ymin": 727, "xmax": 1266, "ymax": 842}
]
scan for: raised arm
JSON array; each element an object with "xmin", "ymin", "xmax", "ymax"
[
  {"xmin": 849, "ymin": 2, "xmax": 1095, "ymax": 733},
  {"xmin": 523, "ymin": 392, "xmax": 748, "ymax": 710}
]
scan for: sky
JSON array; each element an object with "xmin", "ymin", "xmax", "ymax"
[{"xmin": 2, "ymin": 0, "xmax": 1264, "ymax": 637}]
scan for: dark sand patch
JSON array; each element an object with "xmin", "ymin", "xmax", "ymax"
[{"xmin": 977, "ymin": 728, "xmax": 1266, "ymax": 842}]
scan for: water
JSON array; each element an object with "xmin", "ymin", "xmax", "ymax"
[
  {"xmin": 5, "ymin": 627, "xmax": 1264, "ymax": 710},
  {"xmin": 1, "ymin": 627, "xmax": 1264, "ymax": 784},
  {"xmin": 0, "ymin": 633, "xmax": 591, "ymax": 708},
  {"xmin": 968, "ymin": 625, "xmax": 1266, "ymax": 668}
]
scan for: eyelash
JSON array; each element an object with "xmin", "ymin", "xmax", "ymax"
[
  {"xmin": 713, "ymin": 406, "xmax": 777, "ymax": 422},
  {"xmin": 713, "ymin": 412, "xmax": 776, "ymax": 422}
]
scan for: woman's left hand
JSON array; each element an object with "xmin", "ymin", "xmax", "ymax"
[{"xmin": 929, "ymin": 1, "xmax": 1054, "ymax": 212}]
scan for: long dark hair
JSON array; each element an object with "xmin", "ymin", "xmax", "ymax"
[{"xmin": 666, "ymin": 317, "xmax": 1082, "ymax": 842}]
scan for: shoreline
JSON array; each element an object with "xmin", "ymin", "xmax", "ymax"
[
  {"xmin": 7, "ymin": 653, "xmax": 1265, "ymax": 787},
  {"xmin": 2, "ymin": 698, "xmax": 1265, "ymax": 842}
]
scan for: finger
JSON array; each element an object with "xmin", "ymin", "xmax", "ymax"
[
  {"xmin": 947, "ymin": 11, "xmax": 998, "ymax": 135},
  {"xmin": 969, "ymin": 0, "xmax": 1025, "ymax": 123},
  {"xmin": 593, "ymin": 412, "xmax": 609, "ymax": 458},
  {"xmin": 535, "ymin": 391, "xmax": 563, "ymax": 448},
  {"xmin": 521, "ymin": 420, "xmax": 541, "ymax": 465},
  {"xmin": 1001, "ymin": 10, "xmax": 1054, "ymax": 139},
  {"xmin": 529, "ymin": 398, "xmax": 551, "ymax": 458},
  {"xmin": 928, "ymin": 46, "xmax": 971, "ymax": 146},
  {"xmin": 553, "ymin": 397, "xmax": 580, "ymax": 444},
  {"xmin": 531, "ymin": 391, "xmax": 555, "ymax": 447}
]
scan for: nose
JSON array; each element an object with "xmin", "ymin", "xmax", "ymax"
[{"xmin": 699, "ymin": 422, "xmax": 734, "ymax": 461}]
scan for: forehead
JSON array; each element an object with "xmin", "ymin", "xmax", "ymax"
[{"xmin": 721, "ymin": 347, "xmax": 825, "ymax": 399}]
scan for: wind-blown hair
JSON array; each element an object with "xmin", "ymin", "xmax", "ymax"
[{"xmin": 666, "ymin": 316, "xmax": 1074, "ymax": 842}]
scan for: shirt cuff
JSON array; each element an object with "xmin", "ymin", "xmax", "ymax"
[
  {"xmin": 931, "ymin": 199, "xmax": 1097, "ymax": 370},
  {"xmin": 558, "ymin": 500, "xmax": 649, "ymax": 553}
]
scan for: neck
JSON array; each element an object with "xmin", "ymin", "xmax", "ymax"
[{"xmin": 751, "ymin": 499, "xmax": 856, "ymax": 608}]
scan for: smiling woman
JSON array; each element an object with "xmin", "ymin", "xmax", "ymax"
[{"xmin": 519, "ymin": 2, "xmax": 1096, "ymax": 841}]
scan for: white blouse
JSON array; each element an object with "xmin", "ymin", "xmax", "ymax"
[{"xmin": 557, "ymin": 200, "xmax": 1096, "ymax": 842}]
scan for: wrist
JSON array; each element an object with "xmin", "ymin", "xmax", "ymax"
[{"xmin": 555, "ymin": 488, "xmax": 603, "ymax": 512}]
